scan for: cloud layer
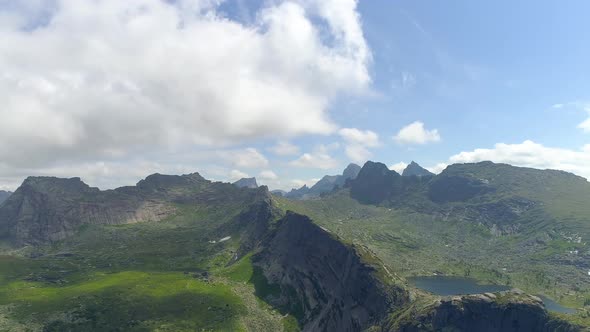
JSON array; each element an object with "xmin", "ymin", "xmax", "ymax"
[
  {"xmin": 0, "ymin": 0, "xmax": 370, "ymax": 188},
  {"xmin": 447, "ymin": 140, "xmax": 590, "ymax": 180}
]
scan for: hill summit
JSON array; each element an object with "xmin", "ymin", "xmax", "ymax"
[{"xmin": 402, "ymin": 161, "xmax": 434, "ymax": 177}]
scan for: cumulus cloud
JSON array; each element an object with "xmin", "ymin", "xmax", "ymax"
[
  {"xmin": 339, "ymin": 128, "xmax": 379, "ymax": 163},
  {"xmin": 447, "ymin": 140, "xmax": 590, "ymax": 179},
  {"xmin": 339, "ymin": 128, "xmax": 379, "ymax": 147},
  {"xmin": 259, "ymin": 170, "xmax": 278, "ymax": 180},
  {"xmin": 393, "ymin": 121, "xmax": 441, "ymax": 145},
  {"xmin": 290, "ymin": 144, "xmax": 339, "ymax": 170},
  {"xmin": 268, "ymin": 141, "xmax": 300, "ymax": 156},
  {"xmin": 221, "ymin": 148, "xmax": 268, "ymax": 169},
  {"xmin": 389, "ymin": 162, "xmax": 408, "ymax": 173},
  {"xmin": 0, "ymin": 0, "xmax": 371, "ymax": 187},
  {"xmin": 229, "ymin": 169, "xmax": 249, "ymax": 180}
]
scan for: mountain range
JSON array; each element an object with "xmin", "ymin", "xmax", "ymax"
[
  {"xmin": 0, "ymin": 161, "xmax": 587, "ymax": 331},
  {"xmin": 284, "ymin": 163, "xmax": 361, "ymax": 199}
]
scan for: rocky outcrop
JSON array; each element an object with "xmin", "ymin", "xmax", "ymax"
[
  {"xmin": 252, "ymin": 211, "xmax": 408, "ymax": 332},
  {"xmin": 233, "ymin": 177, "xmax": 258, "ymax": 189},
  {"xmin": 350, "ymin": 161, "xmax": 401, "ymax": 204},
  {"xmin": 402, "ymin": 161, "xmax": 434, "ymax": 177},
  {"xmin": 0, "ymin": 176, "xmax": 178, "ymax": 245},
  {"xmin": 349, "ymin": 161, "xmax": 430, "ymax": 205},
  {"xmin": 390, "ymin": 290, "xmax": 581, "ymax": 332},
  {"xmin": 342, "ymin": 163, "xmax": 362, "ymax": 180}
]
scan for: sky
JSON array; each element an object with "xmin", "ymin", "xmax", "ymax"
[{"xmin": 1, "ymin": 0, "xmax": 590, "ymax": 191}]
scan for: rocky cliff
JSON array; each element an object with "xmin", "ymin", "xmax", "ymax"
[
  {"xmin": 390, "ymin": 290, "xmax": 581, "ymax": 332},
  {"xmin": 233, "ymin": 177, "xmax": 258, "ymax": 189},
  {"xmin": 252, "ymin": 211, "xmax": 408, "ymax": 332},
  {"xmin": 0, "ymin": 176, "xmax": 178, "ymax": 245}
]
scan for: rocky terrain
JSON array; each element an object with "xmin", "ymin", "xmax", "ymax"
[
  {"xmin": 233, "ymin": 177, "xmax": 259, "ymax": 189},
  {"xmin": 390, "ymin": 290, "xmax": 579, "ymax": 331},
  {"xmin": 253, "ymin": 211, "xmax": 408, "ymax": 331}
]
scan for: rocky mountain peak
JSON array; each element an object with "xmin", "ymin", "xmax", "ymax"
[
  {"xmin": 232, "ymin": 177, "xmax": 258, "ymax": 189},
  {"xmin": 253, "ymin": 211, "xmax": 407, "ymax": 331},
  {"xmin": 402, "ymin": 161, "xmax": 434, "ymax": 177},
  {"xmin": 342, "ymin": 163, "xmax": 362, "ymax": 179},
  {"xmin": 350, "ymin": 161, "xmax": 401, "ymax": 204}
]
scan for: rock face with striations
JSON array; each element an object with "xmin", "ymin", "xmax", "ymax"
[
  {"xmin": 232, "ymin": 177, "xmax": 258, "ymax": 189},
  {"xmin": 0, "ymin": 173, "xmax": 212, "ymax": 245},
  {"xmin": 391, "ymin": 290, "xmax": 581, "ymax": 332},
  {"xmin": 402, "ymin": 161, "xmax": 434, "ymax": 177},
  {"xmin": 253, "ymin": 211, "xmax": 408, "ymax": 332},
  {"xmin": 0, "ymin": 190, "xmax": 11, "ymax": 205}
]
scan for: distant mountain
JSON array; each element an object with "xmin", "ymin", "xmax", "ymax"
[
  {"xmin": 270, "ymin": 189, "xmax": 287, "ymax": 196},
  {"xmin": 402, "ymin": 161, "xmax": 434, "ymax": 177},
  {"xmin": 232, "ymin": 177, "xmax": 258, "ymax": 189},
  {"xmin": 0, "ymin": 172, "xmax": 265, "ymax": 245},
  {"xmin": 0, "ymin": 190, "xmax": 11, "ymax": 205},
  {"xmin": 285, "ymin": 163, "xmax": 361, "ymax": 199}
]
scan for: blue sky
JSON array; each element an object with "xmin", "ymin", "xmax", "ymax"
[{"xmin": 1, "ymin": 0, "xmax": 590, "ymax": 191}]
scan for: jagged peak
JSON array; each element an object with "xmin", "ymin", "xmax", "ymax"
[
  {"xmin": 402, "ymin": 161, "xmax": 434, "ymax": 177},
  {"xmin": 342, "ymin": 163, "xmax": 361, "ymax": 179}
]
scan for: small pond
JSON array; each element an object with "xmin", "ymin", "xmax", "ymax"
[{"xmin": 409, "ymin": 276, "xmax": 576, "ymax": 314}]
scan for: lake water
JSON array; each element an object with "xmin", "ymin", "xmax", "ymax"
[{"xmin": 409, "ymin": 276, "xmax": 576, "ymax": 314}]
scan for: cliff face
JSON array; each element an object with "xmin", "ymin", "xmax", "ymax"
[
  {"xmin": 391, "ymin": 291, "xmax": 581, "ymax": 332},
  {"xmin": 232, "ymin": 177, "xmax": 258, "ymax": 189},
  {"xmin": 0, "ymin": 176, "xmax": 176, "ymax": 245},
  {"xmin": 252, "ymin": 212, "xmax": 408, "ymax": 332}
]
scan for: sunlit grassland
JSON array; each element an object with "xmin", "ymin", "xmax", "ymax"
[{"xmin": 0, "ymin": 199, "xmax": 295, "ymax": 331}]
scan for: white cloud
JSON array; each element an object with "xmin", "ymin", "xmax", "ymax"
[
  {"xmin": 426, "ymin": 163, "xmax": 448, "ymax": 174},
  {"xmin": 259, "ymin": 170, "xmax": 278, "ymax": 180},
  {"xmin": 338, "ymin": 128, "xmax": 379, "ymax": 147},
  {"xmin": 230, "ymin": 169, "xmax": 249, "ymax": 180},
  {"xmin": 339, "ymin": 127, "xmax": 379, "ymax": 163},
  {"xmin": 393, "ymin": 121, "xmax": 441, "ymax": 145},
  {"xmin": 222, "ymin": 148, "xmax": 268, "ymax": 169},
  {"xmin": 290, "ymin": 144, "xmax": 339, "ymax": 170},
  {"xmin": 0, "ymin": 0, "xmax": 371, "ymax": 187},
  {"xmin": 389, "ymin": 162, "xmax": 407, "ymax": 173},
  {"xmin": 447, "ymin": 140, "xmax": 590, "ymax": 179},
  {"xmin": 344, "ymin": 145, "xmax": 371, "ymax": 164},
  {"xmin": 268, "ymin": 141, "xmax": 300, "ymax": 156}
]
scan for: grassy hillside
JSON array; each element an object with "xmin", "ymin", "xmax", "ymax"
[
  {"xmin": 274, "ymin": 183, "xmax": 590, "ymax": 325},
  {"xmin": 0, "ymin": 196, "xmax": 295, "ymax": 331}
]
